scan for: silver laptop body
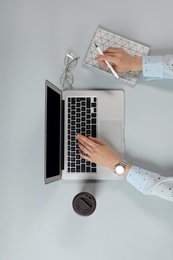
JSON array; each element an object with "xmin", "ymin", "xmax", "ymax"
[{"xmin": 44, "ymin": 80, "xmax": 125, "ymax": 184}]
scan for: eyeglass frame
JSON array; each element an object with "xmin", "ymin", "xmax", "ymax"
[{"xmin": 60, "ymin": 52, "xmax": 80, "ymax": 90}]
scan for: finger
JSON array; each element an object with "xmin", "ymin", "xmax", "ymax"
[
  {"xmin": 78, "ymin": 141, "xmax": 92, "ymax": 155},
  {"xmin": 79, "ymin": 151, "xmax": 93, "ymax": 162},
  {"xmin": 95, "ymin": 58, "xmax": 109, "ymax": 70},
  {"xmin": 104, "ymin": 47, "xmax": 123, "ymax": 53},
  {"xmin": 99, "ymin": 60, "xmax": 109, "ymax": 69},
  {"xmin": 77, "ymin": 138, "xmax": 93, "ymax": 151},
  {"xmin": 77, "ymin": 134, "xmax": 97, "ymax": 148},
  {"xmin": 88, "ymin": 136, "xmax": 105, "ymax": 146},
  {"xmin": 96, "ymin": 54, "xmax": 118, "ymax": 64}
]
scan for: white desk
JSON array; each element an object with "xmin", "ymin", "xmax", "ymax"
[{"xmin": 1, "ymin": 1, "xmax": 173, "ymax": 259}]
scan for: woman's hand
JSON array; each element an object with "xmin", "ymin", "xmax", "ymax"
[
  {"xmin": 95, "ymin": 47, "xmax": 142, "ymax": 72},
  {"xmin": 77, "ymin": 134, "xmax": 121, "ymax": 171}
]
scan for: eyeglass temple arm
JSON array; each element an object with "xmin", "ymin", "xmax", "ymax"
[{"xmin": 66, "ymin": 55, "xmax": 80, "ymax": 67}]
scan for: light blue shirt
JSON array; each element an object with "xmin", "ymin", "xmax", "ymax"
[
  {"xmin": 126, "ymin": 55, "xmax": 173, "ymax": 202},
  {"xmin": 127, "ymin": 166, "xmax": 173, "ymax": 202},
  {"xmin": 142, "ymin": 55, "xmax": 173, "ymax": 80}
]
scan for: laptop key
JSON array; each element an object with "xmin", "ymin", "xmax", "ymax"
[
  {"xmin": 81, "ymin": 164, "xmax": 85, "ymax": 172},
  {"xmin": 91, "ymin": 118, "xmax": 96, "ymax": 124},
  {"xmin": 71, "ymin": 98, "xmax": 75, "ymax": 104},
  {"xmin": 91, "ymin": 125, "xmax": 96, "ymax": 137},
  {"xmin": 92, "ymin": 103, "xmax": 97, "ymax": 107},
  {"xmin": 86, "ymin": 167, "xmax": 91, "ymax": 172},
  {"xmin": 87, "ymin": 98, "xmax": 91, "ymax": 108},
  {"xmin": 76, "ymin": 166, "xmax": 80, "ymax": 172}
]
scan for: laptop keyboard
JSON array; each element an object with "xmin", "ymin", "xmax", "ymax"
[{"xmin": 67, "ymin": 97, "xmax": 97, "ymax": 173}]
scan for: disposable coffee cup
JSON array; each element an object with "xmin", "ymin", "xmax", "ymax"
[{"xmin": 72, "ymin": 192, "xmax": 96, "ymax": 216}]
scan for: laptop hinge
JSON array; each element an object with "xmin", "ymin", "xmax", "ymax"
[{"xmin": 61, "ymin": 100, "xmax": 65, "ymax": 170}]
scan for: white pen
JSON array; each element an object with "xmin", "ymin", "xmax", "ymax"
[{"xmin": 94, "ymin": 43, "xmax": 119, "ymax": 79}]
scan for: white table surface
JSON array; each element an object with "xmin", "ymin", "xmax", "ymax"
[{"xmin": 1, "ymin": 1, "xmax": 173, "ymax": 260}]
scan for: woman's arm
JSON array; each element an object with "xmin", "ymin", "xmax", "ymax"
[
  {"xmin": 96, "ymin": 48, "xmax": 173, "ymax": 80},
  {"xmin": 77, "ymin": 134, "xmax": 173, "ymax": 202}
]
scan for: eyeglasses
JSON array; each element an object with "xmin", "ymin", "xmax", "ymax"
[{"xmin": 60, "ymin": 52, "xmax": 80, "ymax": 90}]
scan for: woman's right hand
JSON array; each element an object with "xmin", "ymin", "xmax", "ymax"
[{"xmin": 95, "ymin": 47, "xmax": 142, "ymax": 72}]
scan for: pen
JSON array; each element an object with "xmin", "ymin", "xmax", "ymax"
[{"xmin": 94, "ymin": 43, "xmax": 119, "ymax": 79}]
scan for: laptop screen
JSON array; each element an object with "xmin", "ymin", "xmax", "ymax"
[{"xmin": 45, "ymin": 85, "xmax": 61, "ymax": 183}]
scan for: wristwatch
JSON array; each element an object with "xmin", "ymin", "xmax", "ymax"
[{"xmin": 114, "ymin": 160, "xmax": 127, "ymax": 175}]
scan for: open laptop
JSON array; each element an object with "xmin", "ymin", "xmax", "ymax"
[{"xmin": 44, "ymin": 80, "xmax": 125, "ymax": 184}]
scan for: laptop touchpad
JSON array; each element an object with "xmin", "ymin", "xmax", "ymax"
[{"xmin": 99, "ymin": 120, "xmax": 122, "ymax": 150}]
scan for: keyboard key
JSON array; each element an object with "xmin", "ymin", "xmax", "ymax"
[
  {"xmin": 86, "ymin": 167, "xmax": 91, "ymax": 172},
  {"xmin": 76, "ymin": 166, "xmax": 80, "ymax": 172},
  {"xmin": 71, "ymin": 98, "xmax": 75, "ymax": 104},
  {"xmin": 87, "ymin": 98, "xmax": 91, "ymax": 108},
  {"xmin": 92, "ymin": 103, "xmax": 97, "ymax": 107},
  {"xmin": 91, "ymin": 162, "xmax": 96, "ymax": 167},
  {"xmin": 91, "ymin": 125, "xmax": 96, "ymax": 137},
  {"xmin": 81, "ymin": 164, "xmax": 85, "ymax": 172},
  {"xmin": 91, "ymin": 118, "xmax": 96, "ymax": 124}
]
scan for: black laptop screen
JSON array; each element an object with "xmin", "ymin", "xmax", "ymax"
[{"xmin": 46, "ymin": 86, "xmax": 61, "ymax": 180}]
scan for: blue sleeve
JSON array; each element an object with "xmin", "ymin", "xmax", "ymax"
[
  {"xmin": 142, "ymin": 55, "xmax": 173, "ymax": 80},
  {"xmin": 126, "ymin": 165, "xmax": 173, "ymax": 202}
]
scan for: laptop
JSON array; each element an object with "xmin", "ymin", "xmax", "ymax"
[{"xmin": 44, "ymin": 80, "xmax": 125, "ymax": 184}]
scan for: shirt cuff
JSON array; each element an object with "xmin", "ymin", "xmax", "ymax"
[
  {"xmin": 142, "ymin": 56, "xmax": 163, "ymax": 80},
  {"xmin": 126, "ymin": 165, "xmax": 150, "ymax": 194}
]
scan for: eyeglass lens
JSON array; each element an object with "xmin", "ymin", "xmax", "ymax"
[{"xmin": 60, "ymin": 71, "xmax": 74, "ymax": 88}]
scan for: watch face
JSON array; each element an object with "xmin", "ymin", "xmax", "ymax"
[{"xmin": 115, "ymin": 165, "xmax": 124, "ymax": 175}]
